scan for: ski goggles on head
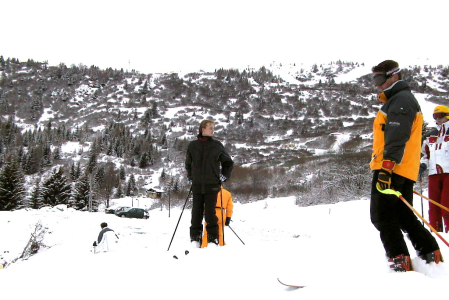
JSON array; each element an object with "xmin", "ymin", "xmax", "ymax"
[
  {"xmin": 373, "ymin": 67, "xmax": 401, "ymax": 86},
  {"xmin": 433, "ymin": 112, "xmax": 449, "ymax": 119}
]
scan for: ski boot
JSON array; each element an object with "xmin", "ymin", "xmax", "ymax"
[
  {"xmin": 207, "ymin": 233, "xmax": 219, "ymax": 247},
  {"xmin": 421, "ymin": 249, "xmax": 444, "ymax": 264},
  {"xmin": 388, "ymin": 254, "xmax": 412, "ymax": 272},
  {"xmin": 190, "ymin": 234, "xmax": 202, "ymax": 249}
]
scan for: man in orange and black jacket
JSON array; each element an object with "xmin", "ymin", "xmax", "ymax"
[{"xmin": 370, "ymin": 60, "xmax": 441, "ymax": 272}]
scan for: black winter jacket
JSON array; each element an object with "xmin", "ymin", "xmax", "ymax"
[
  {"xmin": 381, "ymin": 80, "xmax": 421, "ymax": 163},
  {"xmin": 185, "ymin": 135, "xmax": 233, "ymax": 194}
]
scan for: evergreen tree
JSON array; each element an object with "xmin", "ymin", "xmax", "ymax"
[
  {"xmin": 24, "ymin": 147, "xmax": 40, "ymax": 175},
  {"xmin": 106, "ymin": 142, "xmax": 113, "ymax": 156},
  {"xmin": 75, "ymin": 162, "xmax": 81, "ymax": 179},
  {"xmin": 171, "ymin": 177, "xmax": 180, "ymax": 192},
  {"xmin": 70, "ymin": 162, "xmax": 77, "ymax": 181},
  {"xmin": 103, "ymin": 163, "xmax": 118, "ymax": 207},
  {"xmin": 29, "ymin": 180, "xmax": 44, "ymax": 209},
  {"xmin": 115, "ymin": 179, "xmax": 124, "ymax": 198},
  {"xmin": 17, "ymin": 147, "xmax": 25, "ymax": 166},
  {"xmin": 119, "ymin": 165, "xmax": 126, "ymax": 180},
  {"xmin": 41, "ymin": 167, "xmax": 71, "ymax": 206},
  {"xmin": 161, "ymin": 133, "xmax": 168, "ymax": 148},
  {"xmin": 69, "ymin": 161, "xmax": 82, "ymax": 181},
  {"xmin": 0, "ymin": 55, "xmax": 5, "ymax": 69},
  {"xmin": 160, "ymin": 168, "xmax": 166, "ymax": 182},
  {"xmin": 141, "ymin": 80, "xmax": 149, "ymax": 94},
  {"xmin": 86, "ymin": 151, "xmax": 98, "ymax": 174},
  {"xmin": 151, "ymin": 101, "xmax": 158, "ymax": 118},
  {"xmin": 139, "ymin": 152, "xmax": 149, "ymax": 168},
  {"xmin": 167, "ymin": 176, "xmax": 174, "ymax": 192},
  {"xmin": 94, "ymin": 165, "xmax": 105, "ymax": 187},
  {"xmin": 42, "ymin": 144, "xmax": 52, "ymax": 166},
  {"xmin": 72, "ymin": 174, "xmax": 90, "ymax": 210},
  {"xmin": 53, "ymin": 146, "xmax": 61, "ymax": 161},
  {"xmin": 0, "ymin": 160, "xmax": 26, "ymax": 211},
  {"xmin": 126, "ymin": 174, "xmax": 137, "ymax": 196}
]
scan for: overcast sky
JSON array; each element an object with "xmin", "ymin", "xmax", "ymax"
[{"xmin": 2, "ymin": 0, "xmax": 448, "ymax": 74}]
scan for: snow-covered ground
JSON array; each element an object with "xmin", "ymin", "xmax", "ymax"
[{"xmin": 1, "ymin": 191, "xmax": 448, "ymax": 300}]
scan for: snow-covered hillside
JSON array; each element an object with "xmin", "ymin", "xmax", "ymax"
[{"xmin": 1, "ymin": 193, "xmax": 448, "ymax": 300}]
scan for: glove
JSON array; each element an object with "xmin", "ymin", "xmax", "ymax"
[
  {"xmin": 93, "ymin": 241, "xmax": 97, "ymax": 247},
  {"xmin": 377, "ymin": 160, "xmax": 395, "ymax": 190},
  {"xmin": 225, "ymin": 217, "xmax": 231, "ymax": 226},
  {"xmin": 219, "ymin": 174, "xmax": 227, "ymax": 182},
  {"xmin": 419, "ymin": 163, "xmax": 427, "ymax": 176}
]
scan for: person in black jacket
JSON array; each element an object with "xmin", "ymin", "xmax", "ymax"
[{"xmin": 185, "ymin": 120, "xmax": 233, "ymax": 246}]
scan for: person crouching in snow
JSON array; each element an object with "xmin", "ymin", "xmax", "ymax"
[
  {"xmin": 93, "ymin": 222, "xmax": 118, "ymax": 253},
  {"xmin": 201, "ymin": 187, "xmax": 233, "ymax": 248}
]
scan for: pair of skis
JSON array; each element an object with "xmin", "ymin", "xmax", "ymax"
[
  {"xmin": 277, "ymin": 278, "xmax": 305, "ymax": 288},
  {"xmin": 172, "ymin": 259, "xmax": 304, "ymax": 288},
  {"xmin": 171, "ymin": 252, "xmax": 305, "ymax": 288}
]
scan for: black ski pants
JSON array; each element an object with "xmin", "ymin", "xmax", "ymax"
[
  {"xmin": 370, "ymin": 170, "xmax": 439, "ymax": 258},
  {"xmin": 190, "ymin": 192, "xmax": 219, "ymax": 241}
]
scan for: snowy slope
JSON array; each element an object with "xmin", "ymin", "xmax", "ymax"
[{"xmin": 1, "ymin": 193, "xmax": 448, "ymax": 300}]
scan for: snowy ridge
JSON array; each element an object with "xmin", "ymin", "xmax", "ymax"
[{"xmin": 1, "ymin": 192, "xmax": 448, "ymax": 299}]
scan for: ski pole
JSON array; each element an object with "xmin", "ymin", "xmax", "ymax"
[
  {"xmin": 377, "ymin": 184, "xmax": 449, "ymax": 248},
  {"xmin": 167, "ymin": 186, "xmax": 192, "ymax": 251},
  {"xmin": 228, "ymin": 225, "xmax": 245, "ymax": 245},
  {"xmin": 413, "ymin": 190, "xmax": 449, "ymax": 213},
  {"xmin": 220, "ymin": 184, "xmax": 225, "ymax": 246},
  {"xmin": 419, "ymin": 175, "xmax": 424, "ymax": 225}
]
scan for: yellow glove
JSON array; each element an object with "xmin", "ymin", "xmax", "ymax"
[{"xmin": 378, "ymin": 160, "xmax": 396, "ymax": 190}]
